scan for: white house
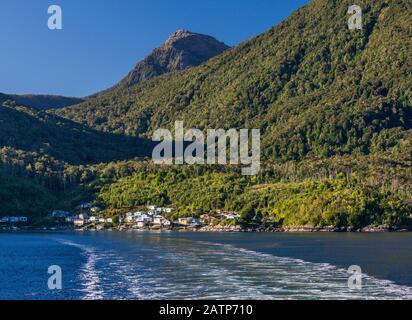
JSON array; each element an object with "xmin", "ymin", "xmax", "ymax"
[
  {"xmin": 89, "ymin": 216, "xmax": 97, "ymax": 222},
  {"xmin": 106, "ymin": 218, "xmax": 113, "ymax": 223},
  {"xmin": 0, "ymin": 216, "xmax": 28, "ymax": 223},
  {"xmin": 153, "ymin": 215, "xmax": 172, "ymax": 226},
  {"xmin": 153, "ymin": 215, "xmax": 165, "ymax": 225},
  {"xmin": 223, "ymin": 213, "xmax": 241, "ymax": 220},
  {"xmin": 147, "ymin": 210, "xmax": 157, "ymax": 216},
  {"xmin": 136, "ymin": 214, "xmax": 152, "ymax": 223}
]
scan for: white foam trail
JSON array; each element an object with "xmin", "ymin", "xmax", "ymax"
[
  {"xmin": 100, "ymin": 250, "xmax": 147, "ymax": 300},
  {"xmin": 56, "ymin": 236, "xmax": 412, "ymax": 300},
  {"xmin": 199, "ymin": 241, "xmax": 412, "ymax": 300},
  {"xmin": 58, "ymin": 240, "xmax": 105, "ymax": 300}
]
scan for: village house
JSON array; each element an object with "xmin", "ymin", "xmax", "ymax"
[
  {"xmin": 135, "ymin": 221, "xmax": 149, "ymax": 229},
  {"xmin": 0, "ymin": 217, "xmax": 10, "ymax": 223},
  {"xmin": 125, "ymin": 212, "xmax": 152, "ymax": 224},
  {"xmin": 178, "ymin": 217, "xmax": 201, "ymax": 226},
  {"xmin": 153, "ymin": 215, "xmax": 172, "ymax": 226},
  {"xmin": 89, "ymin": 216, "xmax": 113, "ymax": 224},
  {"xmin": 223, "ymin": 213, "xmax": 241, "ymax": 220},
  {"xmin": 73, "ymin": 219, "xmax": 85, "ymax": 227},
  {"xmin": 148, "ymin": 209, "xmax": 160, "ymax": 216},
  {"xmin": 0, "ymin": 216, "xmax": 28, "ymax": 223},
  {"xmin": 136, "ymin": 214, "xmax": 152, "ymax": 223}
]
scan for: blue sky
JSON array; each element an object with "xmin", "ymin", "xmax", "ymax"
[{"xmin": 0, "ymin": 0, "xmax": 309, "ymax": 97}]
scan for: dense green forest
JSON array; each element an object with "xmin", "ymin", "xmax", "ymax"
[
  {"xmin": 97, "ymin": 166, "xmax": 412, "ymax": 228},
  {"xmin": 0, "ymin": 0, "xmax": 411, "ymax": 229}
]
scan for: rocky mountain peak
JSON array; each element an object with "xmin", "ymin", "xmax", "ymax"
[
  {"xmin": 165, "ymin": 29, "xmax": 195, "ymax": 45},
  {"xmin": 94, "ymin": 30, "xmax": 230, "ymax": 96}
]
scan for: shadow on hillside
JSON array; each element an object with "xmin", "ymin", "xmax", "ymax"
[{"xmin": 0, "ymin": 105, "xmax": 155, "ymax": 165}]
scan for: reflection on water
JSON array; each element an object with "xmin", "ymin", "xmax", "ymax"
[{"xmin": 1, "ymin": 231, "xmax": 412, "ymax": 300}]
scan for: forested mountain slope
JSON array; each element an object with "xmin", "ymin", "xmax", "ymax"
[{"xmin": 57, "ymin": 0, "xmax": 411, "ymax": 164}]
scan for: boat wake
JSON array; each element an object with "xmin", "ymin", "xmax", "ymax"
[
  {"xmin": 58, "ymin": 240, "xmax": 105, "ymax": 300},
  {"xmin": 198, "ymin": 242, "xmax": 412, "ymax": 300},
  {"xmin": 57, "ymin": 236, "xmax": 412, "ymax": 300}
]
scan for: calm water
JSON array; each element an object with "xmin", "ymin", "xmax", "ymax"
[{"xmin": 1, "ymin": 231, "xmax": 412, "ymax": 300}]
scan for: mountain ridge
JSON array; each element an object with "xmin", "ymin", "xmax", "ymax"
[
  {"xmin": 92, "ymin": 29, "xmax": 230, "ymax": 97},
  {"xmin": 1, "ymin": 93, "xmax": 84, "ymax": 110}
]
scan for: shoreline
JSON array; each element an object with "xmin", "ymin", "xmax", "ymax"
[{"xmin": 1, "ymin": 225, "xmax": 411, "ymax": 234}]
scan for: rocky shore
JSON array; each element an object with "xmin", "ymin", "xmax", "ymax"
[{"xmin": 199, "ymin": 225, "xmax": 411, "ymax": 233}]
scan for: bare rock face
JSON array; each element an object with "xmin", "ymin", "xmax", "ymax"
[{"xmin": 100, "ymin": 30, "xmax": 230, "ymax": 95}]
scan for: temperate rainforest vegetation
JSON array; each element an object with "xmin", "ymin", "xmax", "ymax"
[{"xmin": 1, "ymin": 0, "xmax": 411, "ymax": 229}]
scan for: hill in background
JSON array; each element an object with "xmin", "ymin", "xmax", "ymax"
[
  {"xmin": 1, "ymin": 93, "xmax": 84, "ymax": 110},
  {"xmin": 0, "ymin": 101, "xmax": 151, "ymax": 165}
]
